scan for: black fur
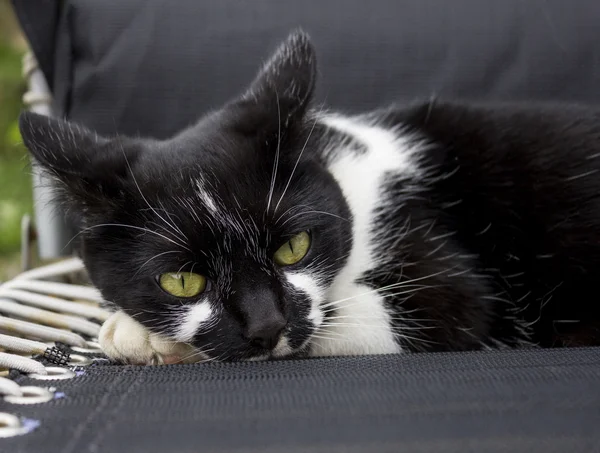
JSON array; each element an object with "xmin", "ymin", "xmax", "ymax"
[{"xmin": 374, "ymin": 101, "xmax": 600, "ymax": 349}]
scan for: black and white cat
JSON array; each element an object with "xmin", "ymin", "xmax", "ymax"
[{"xmin": 19, "ymin": 31, "xmax": 600, "ymax": 364}]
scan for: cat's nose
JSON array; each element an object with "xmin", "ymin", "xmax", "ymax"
[{"xmin": 245, "ymin": 315, "xmax": 287, "ymax": 350}]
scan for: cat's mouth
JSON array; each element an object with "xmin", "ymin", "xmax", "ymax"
[
  {"xmin": 245, "ymin": 335, "xmax": 308, "ymax": 361},
  {"xmin": 176, "ymin": 341, "xmax": 308, "ymax": 363},
  {"xmin": 185, "ymin": 322, "xmax": 317, "ymax": 363}
]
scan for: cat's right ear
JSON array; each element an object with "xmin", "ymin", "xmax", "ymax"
[
  {"xmin": 19, "ymin": 112, "xmax": 139, "ymax": 208},
  {"xmin": 19, "ymin": 111, "xmax": 139, "ymax": 179}
]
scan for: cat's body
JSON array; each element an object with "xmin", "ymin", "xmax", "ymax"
[
  {"xmin": 19, "ymin": 31, "xmax": 600, "ymax": 364},
  {"xmin": 321, "ymin": 102, "xmax": 600, "ymax": 352}
]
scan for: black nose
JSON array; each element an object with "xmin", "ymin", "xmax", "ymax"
[{"xmin": 245, "ymin": 316, "xmax": 287, "ymax": 350}]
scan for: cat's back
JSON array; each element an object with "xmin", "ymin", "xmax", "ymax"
[
  {"xmin": 316, "ymin": 100, "xmax": 600, "ymax": 347},
  {"xmin": 384, "ymin": 99, "xmax": 600, "ymax": 176},
  {"xmin": 315, "ymin": 100, "xmax": 600, "ymax": 259},
  {"xmin": 388, "ymin": 100, "xmax": 600, "ymax": 229}
]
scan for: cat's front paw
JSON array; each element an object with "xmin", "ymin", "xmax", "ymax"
[{"xmin": 99, "ymin": 311, "xmax": 197, "ymax": 365}]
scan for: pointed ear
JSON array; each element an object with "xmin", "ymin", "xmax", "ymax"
[
  {"xmin": 19, "ymin": 111, "xmax": 137, "ymax": 179},
  {"xmin": 19, "ymin": 111, "xmax": 139, "ymax": 217},
  {"xmin": 239, "ymin": 29, "xmax": 317, "ymax": 125}
]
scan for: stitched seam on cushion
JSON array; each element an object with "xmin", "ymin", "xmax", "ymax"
[
  {"xmin": 86, "ymin": 367, "xmax": 148, "ymax": 453},
  {"xmin": 61, "ymin": 369, "xmax": 132, "ymax": 453}
]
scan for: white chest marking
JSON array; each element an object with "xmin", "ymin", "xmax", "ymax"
[{"xmin": 309, "ymin": 115, "xmax": 422, "ymax": 356}]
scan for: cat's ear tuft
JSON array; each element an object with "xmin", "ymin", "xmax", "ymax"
[
  {"xmin": 19, "ymin": 111, "xmax": 139, "ymax": 182},
  {"xmin": 241, "ymin": 29, "xmax": 317, "ymax": 122},
  {"xmin": 19, "ymin": 111, "xmax": 109, "ymax": 176},
  {"xmin": 19, "ymin": 111, "xmax": 141, "ymax": 216}
]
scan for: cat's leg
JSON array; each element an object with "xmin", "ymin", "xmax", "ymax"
[{"xmin": 99, "ymin": 310, "xmax": 197, "ymax": 365}]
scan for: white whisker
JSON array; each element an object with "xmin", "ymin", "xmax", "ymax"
[
  {"xmin": 265, "ymin": 89, "xmax": 282, "ymax": 216},
  {"xmin": 280, "ymin": 209, "xmax": 349, "ymax": 227},
  {"xmin": 274, "ymin": 112, "xmax": 321, "ymax": 213},
  {"xmin": 319, "ymin": 273, "xmax": 451, "ymax": 309},
  {"xmin": 118, "ymin": 138, "xmax": 187, "ymax": 243},
  {"xmin": 73, "ymin": 223, "xmax": 192, "ymax": 252},
  {"xmin": 133, "ymin": 250, "xmax": 181, "ymax": 277}
]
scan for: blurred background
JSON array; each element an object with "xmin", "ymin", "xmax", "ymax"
[{"xmin": 0, "ymin": 0, "xmax": 31, "ymax": 280}]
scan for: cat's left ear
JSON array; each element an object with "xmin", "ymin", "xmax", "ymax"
[{"xmin": 237, "ymin": 29, "xmax": 317, "ymax": 126}]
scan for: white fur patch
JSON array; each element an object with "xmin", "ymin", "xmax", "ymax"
[
  {"xmin": 247, "ymin": 354, "xmax": 270, "ymax": 361},
  {"xmin": 311, "ymin": 283, "xmax": 401, "ymax": 356},
  {"xmin": 285, "ymin": 271, "xmax": 325, "ymax": 327},
  {"xmin": 174, "ymin": 299, "xmax": 213, "ymax": 343},
  {"xmin": 307, "ymin": 115, "xmax": 422, "ymax": 356},
  {"xmin": 272, "ymin": 335, "xmax": 293, "ymax": 358},
  {"xmin": 195, "ymin": 178, "xmax": 218, "ymax": 213}
]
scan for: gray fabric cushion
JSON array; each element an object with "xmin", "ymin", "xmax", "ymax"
[
  {"xmin": 3, "ymin": 348, "xmax": 600, "ymax": 453},
  {"xmin": 52, "ymin": 0, "xmax": 600, "ymax": 138},
  {"xmin": 10, "ymin": 0, "xmax": 60, "ymax": 88}
]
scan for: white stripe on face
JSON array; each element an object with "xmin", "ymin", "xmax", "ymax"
[
  {"xmin": 174, "ymin": 299, "xmax": 213, "ymax": 343},
  {"xmin": 285, "ymin": 271, "xmax": 325, "ymax": 328}
]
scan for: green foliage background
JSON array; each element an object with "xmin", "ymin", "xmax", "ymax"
[{"xmin": 0, "ymin": 0, "xmax": 32, "ymax": 278}]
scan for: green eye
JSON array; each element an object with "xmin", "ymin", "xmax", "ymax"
[
  {"xmin": 158, "ymin": 272, "xmax": 207, "ymax": 298},
  {"xmin": 274, "ymin": 231, "xmax": 311, "ymax": 266}
]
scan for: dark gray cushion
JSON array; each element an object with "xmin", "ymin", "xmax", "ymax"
[
  {"xmin": 50, "ymin": 0, "xmax": 600, "ymax": 138},
  {"xmin": 3, "ymin": 348, "xmax": 600, "ymax": 453}
]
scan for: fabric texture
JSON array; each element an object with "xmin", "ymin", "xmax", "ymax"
[
  {"xmin": 10, "ymin": 0, "xmax": 60, "ymax": 88},
  {"xmin": 49, "ymin": 0, "xmax": 600, "ymax": 138},
  {"xmin": 3, "ymin": 348, "xmax": 600, "ymax": 453}
]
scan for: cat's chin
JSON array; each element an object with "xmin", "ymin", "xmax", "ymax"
[
  {"xmin": 188, "ymin": 336, "xmax": 312, "ymax": 363},
  {"xmin": 247, "ymin": 349, "xmax": 309, "ymax": 362},
  {"xmin": 269, "ymin": 343, "xmax": 311, "ymax": 361},
  {"xmin": 202, "ymin": 350, "xmax": 305, "ymax": 363},
  {"xmin": 213, "ymin": 334, "xmax": 313, "ymax": 362},
  {"xmin": 234, "ymin": 341, "xmax": 311, "ymax": 362}
]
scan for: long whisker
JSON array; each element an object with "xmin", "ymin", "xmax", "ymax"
[
  {"xmin": 280, "ymin": 209, "xmax": 350, "ymax": 227},
  {"xmin": 321, "ymin": 315, "xmax": 438, "ymax": 329},
  {"xmin": 319, "ymin": 276, "xmax": 449, "ymax": 309},
  {"xmin": 273, "ymin": 113, "xmax": 320, "ymax": 213},
  {"xmin": 274, "ymin": 203, "xmax": 312, "ymax": 226},
  {"xmin": 309, "ymin": 334, "xmax": 350, "ymax": 343},
  {"xmin": 118, "ymin": 138, "xmax": 186, "ymax": 242},
  {"xmin": 67, "ymin": 223, "xmax": 192, "ymax": 252},
  {"xmin": 265, "ymin": 89, "xmax": 282, "ymax": 217},
  {"xmin": 320, "ymin": 321, "xmax": 438, "ymax": 335},
  {"xmin": 176, "ymin": 347, "xmax": 217, "ymax": 364},
  {"xmin": 320, "ymin": 286, "xmax": 438, "ymax": 315},
  {"xmin": 157, "ymin": 200, "xmax": 188, "ymax": 240},
  {"xmin": 133, "ymin": 250, "xmax": 182, "ymax": 278}
]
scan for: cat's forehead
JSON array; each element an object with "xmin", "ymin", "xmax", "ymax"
[
  {"xmin": 134, "ymin": 120, "xmax": 321, "ymax": 243},
  {"xmin": 138, "ymin": 168, "xmax": 312, "ymax": 254}
]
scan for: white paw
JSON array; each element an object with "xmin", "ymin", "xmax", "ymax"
[{"xmin": 98, "ymin": 311, "xmax": 198, "ymax": 365}]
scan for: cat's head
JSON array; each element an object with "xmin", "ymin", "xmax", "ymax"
[{"xmin": 19, "ymin": 31, "xmax": 352, "ymax": 360}]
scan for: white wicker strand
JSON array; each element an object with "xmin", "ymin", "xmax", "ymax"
[
  {"xmin": 0, "ymin": 334, "xmax": 47, "ymax": 355},
  {"xmin": 0, "ymin": 353, "xmax": 46, "ymax": 375},
  {"xmin": 2, "ymin": 279, "xmax": 105, "ymax": 305},
  {"xmin": 11, "ymin": 257, "xmax": 85, "ymax": 282},
  {"xmin": 0, "ymin": 299, "xmax": 101, "ymax": 337},
  {"xmin": 0, "ymin": 288, "xmax": 109, "ymax": 321},
  {"xmin": 0, "ymin": 315, "xmax": 88, "ymax": 347},
  {"xmin": 0, "ymin": 377, "xmax": 24, "ymax": 397}
]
